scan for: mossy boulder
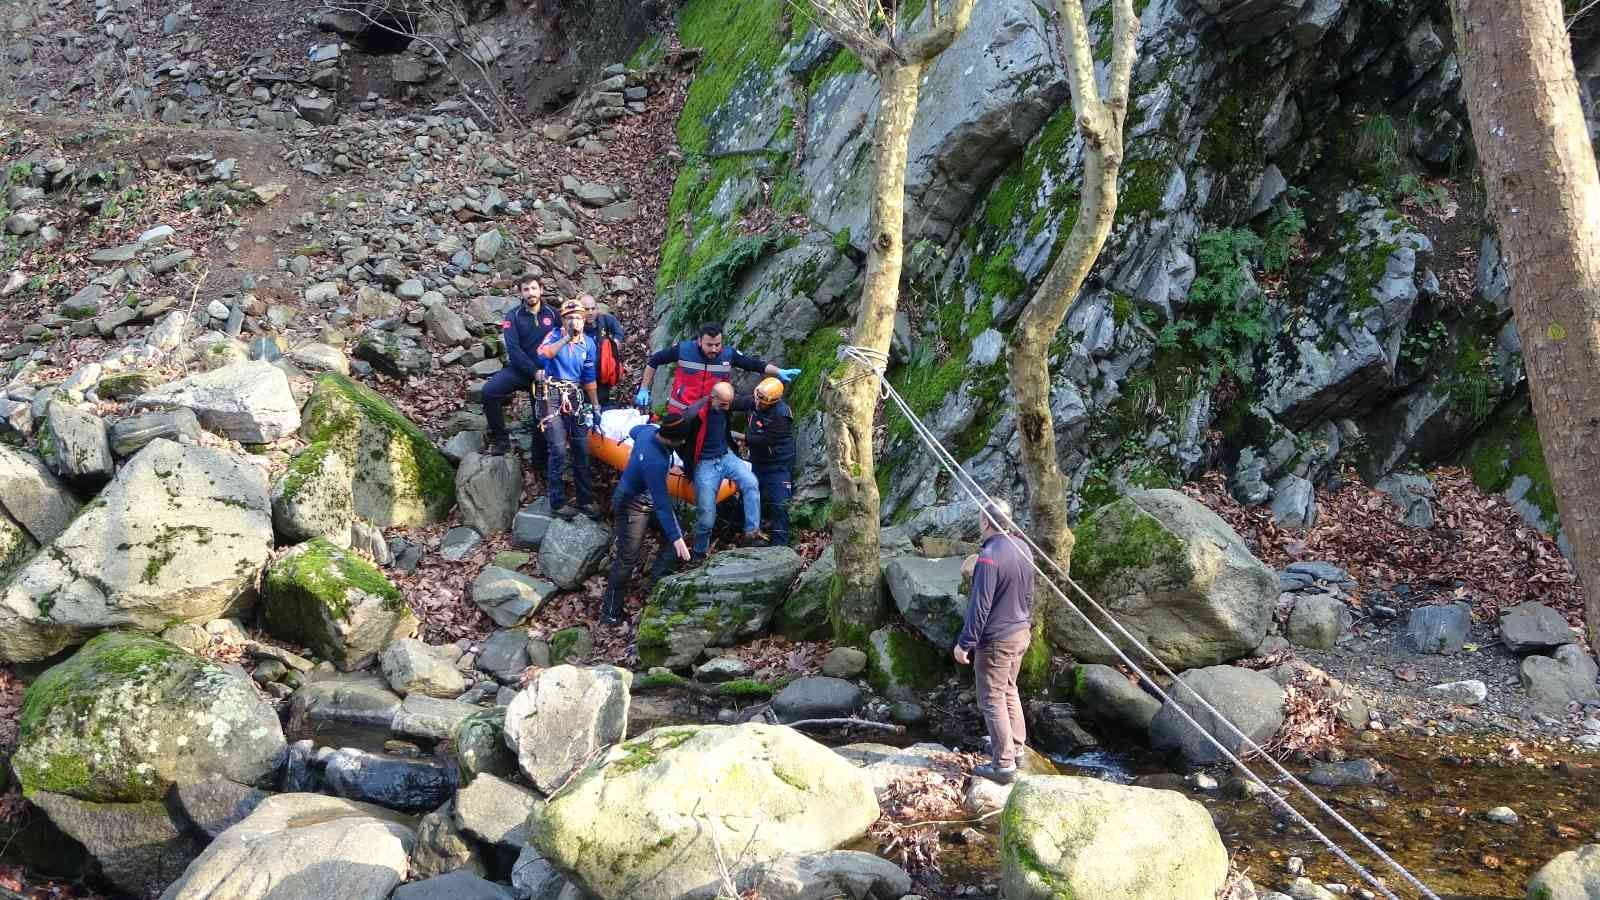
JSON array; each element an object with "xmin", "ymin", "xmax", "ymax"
[
  {"xmin": 883, "ymin": 555, "xmax": 968, "ymax": 648},
  {"xmin": 637, "ymin": 546, "xmax": 805, "ymax": 669},
  {"xmin": 454, "ymin": 708, "xmax": 518, "ymax": 783},
  {"xmin": 866, "ymin": 626, "xmax": 952, "ymax": 702},
  {"xmin": 12, "ymin": 631, "xmax": 286, "ymax": 802},
  {"xmin": 272, "ymin": 440, "xmax": 355, "ymax": 546},
  {"xmin": 134, "ymin": 360, "xmax": 301, "ymax": 443},
  {"xmin": 0, "ymin": 439, "xmax": 273, "ymax": 663},
  {"xmin": 1000, "ymin": 775, "xmax": 1228, "ymax": 900},
  {"xmin": 778, "ymin": 547, "xmax": 837, "ymax": 640},
  {"xmin": 1046, "ymin": 489, "xmax": 1276, "ymax": 670},
  {"xmin": 300, "ymin": 373, "xmax": 455, "ymax": 528},
  {"xmin": 94, "ymin": 369, "xmax": 162, "ymax": 400},
  {"xmin": 527, "ymin": 723, "xmax": 879, "ymax": 900},
  {"xmin": 1525, "ymin": 843, "xmax": 1600, "ymax": 900},
  {"xmin": 0, "ymin": 509, "xmax": 37, "ymax": 582},
  {"xmin": 262, "ymin": 537, "xmax": 418, "ymax": 670}
]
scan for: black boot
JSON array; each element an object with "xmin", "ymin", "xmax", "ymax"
[
  {"xmin": 484, "ymin": 432, "xmax": 511, "ymax": 456},
  {"xmin": 599, "ymin": 593, "xmax": 625, "ymax": 626}
]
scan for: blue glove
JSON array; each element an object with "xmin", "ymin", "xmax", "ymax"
[
  {"xmin": 634, "ymin": 388, "xmax": 650, "ymax": 407},
  {"xmin": 776, "ymin": 368, "xmax": 801, "ymax": 384}
]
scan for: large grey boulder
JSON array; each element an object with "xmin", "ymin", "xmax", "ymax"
[
  {"xmin": 411, "ymin": 802, "xmax": 486, "ymax": 880},
  {"xmin": 43, "ymin": 401, "xmax": 113, "ymax": 486},
  {"xmin": 735, "ymin": 851, "xmax": 912, "ymax": 900},
  {"xmin": 1521, "ymin": 644, "xmax": 1600, "ymax": 710},
  {"xmin": 505, "ymin": 665, "xmax": 630, "ymax": 794},
  {"xmin": 457, "ymin": 451, "xmax": 522, "ymax": 536},
  {"xmin": 174, "ymin": 776, "xmax": 270, "ymax": 839},
  {"xmin": 512, "ymin": 498, "xmax": 556, "ymax": 548},
  {"xmin": 262, "ymin": 537, "xmax": 418, "ymax": 671},
  {"xmin": 392, "ymin": 694, "xmax": 481, "ymax": 743},
  {"xmin": 0, "ymin": 444, "xmax": 79, "ymax": 543},
  {"xmin": 471, "ymin": 566, "xmax": 555, "ymax": 627},
  {"xmin": 30, "ymin": 792, "xmax": 201, "ymax": 898},
  {"xmin": 1000, "ymin": 776, "xmax": 1228, "ymax": 900},
  {"xmin": 638, "ymin": 546, "xmax": 806, "ymax": 668},
  {"xmin": 1499, "ymin": 601, "xmax": 1575, "ymax": 654},
  {"xmin": 1148, "ymin": 665, "xmax": 1286, "ymax": 766},
  {"xmin": 1070, "ymin": 663, "xmax": 1161, "ymax": 733},
  {"xmin": 394, "ymin": 871, "xmax": 515, "ymax": 900},
  {"xmin": 528, "ymin": 724, "xmax": 879, "ymax": 900},
  {"xmin": 883, "ymin": 555, "xmax": 968, "ymax": 648},
  {"xmin": 286, "ymin": 673, "xmax": 403, "ymax": 749},
  {"xmin": 0, "ymin": 440, "xmax": 273, "ymax": 662},
  {"xmin": 476, "ymin": 626, "xmax": 531, "ymax": 683},
  {"xmin": 771, "ymin": 676, "xmax": 863, "ymax": 723},
  {"xmin": 380, "ymin": 638, "xmax": 466, "ymax": 698},
  {"xmin": 1525, "ymin": 844, "xmax": 1600, "ymax": 900},
  {"xmin": 159, "ymin": 794, "xmax": 414, "ymax": 900},
  {"xmin": 779, "ymin": 546, "xmax": 840, "ymax": 640},
  {"xmin": 272, "ymin": 441, "xmax": 355, "ymax": 546},
  {"xmin": 454, "ymin": 708, "xmax": 519, "ymax": 783},
  {"xmin": 1047, "ymin": 490, "xmax": 1277, "ymax": 670},
  {"xmin": 538, "ymin": 515, "xmax": 613, "ymax": 588},
  {"xmin": 109, "ymin": 407, "xmax": 204, "ymax": 457},
  {"xmin": 13, "ymin": 632, "xmax": 286, "ymax": 802},
  {"xmin": 136, "ymin": 360, "xmax": 301, "ymax": 442},
  {"xmin": 300, "ymin": 373, "xmax": 455, "ymax": 527},
  {"xmin": 0, "ymin": 510, "xmax": 35, "ymax": 582},
  {"xmin": 1406, "ymin": 602, "xmax": 1473, "ymax": 655}
]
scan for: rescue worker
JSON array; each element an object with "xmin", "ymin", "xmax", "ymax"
[
  {"xmin": 536, "ymin": 298, "xmax": 601, "ymax": 519},
  {"xmin": 681, "ymin": 382, "xmax": 764, "ymax": 559},
  {"xmin": 600, "ymin": 412, "xmax": 697, "ymax": 625},
  {"xmin": 580, "ymin": 293, "xmax": 626, "ymax": 408},
  {"xmin": 732, "ymin": 377, "xmax": 795, "ymax": 547},
  {"xmin": 952, "ymin": 498, "xmax": 1037, "ymax": 784},
  {"xmin": 634, "ymin": 322, "xmax": 801, "ymax": 471},
  {"xmin": 483, "ymin": 277, "xmax": 558, "ymax": 472}
]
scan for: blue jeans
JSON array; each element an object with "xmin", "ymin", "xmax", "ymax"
[
  {"xmin": 692, "ymin": 451, "xmax": 760, "ymax": 555},
  {"xmin": 754, "ymin": 463, "xmax": 792, "ymax": 547},
  {"xmin": 541, "ymin": 400, "xmax": 593, "ymax": 509}
]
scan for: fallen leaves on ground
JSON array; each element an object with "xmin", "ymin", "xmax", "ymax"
[
  {"xmin": 1184, "ymin": 467, "xmax": 1584, "ymax": 636},
  {"xmin": 867, "ymin": 750, "xmax": 985, "ymax": 883}
]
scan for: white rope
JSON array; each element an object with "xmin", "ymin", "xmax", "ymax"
[{"xmin": 835, "ymin": 345, "xmax": 1443, "ymax": 900}]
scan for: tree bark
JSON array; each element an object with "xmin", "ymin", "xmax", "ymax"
[
  {"xmin": 1005, "ymin": 0, "xmax": 1138, "ymax": 570},
  {"xmin": 823, "ymin": 60, "xmax": 924, "ymax": 636},
  {"xmin": 1451, "ymin": 0, "xmax": 1600, "ymax": 647}
]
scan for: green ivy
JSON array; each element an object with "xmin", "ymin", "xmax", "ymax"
[{"xmin": 1156, "ymin": 228, "xmax": 1268, "ymax": 382}]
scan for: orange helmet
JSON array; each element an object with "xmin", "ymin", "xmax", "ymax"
[
  {"xmin": 559, "ymin": 298, "xmax": 585, "ymax": 318},
  {"xmin": 754, "ymin": 377, "xmax": 784, "ymax": 408}
]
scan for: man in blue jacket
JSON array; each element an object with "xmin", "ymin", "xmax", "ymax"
[
  {"xmin": 953, "ymin": 498, "xmax": 1036, "ymax": 784},
  {"xmin": 537, "ymin": 298, "xmax": 601, "ymax": 519},
  {"xmin": 483, "ymin": 278, "xmax": 559, "ymax": 467},
  {"xmin": 732, "ymin": 377, "xmax": 795, "ymax": 547},
  {"xmin": 600, "ymin": 412, "xmax": 697, "ymax": 626}
]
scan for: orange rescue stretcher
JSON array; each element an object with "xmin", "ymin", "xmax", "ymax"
[{"xmin": 588, "ymin": 412, "xmax": 736, "ymax": 504}]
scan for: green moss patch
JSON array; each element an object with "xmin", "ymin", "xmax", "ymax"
[
  {"xmin": 608, "ymin": 727, "xmax": 699, "ymax": 776},
  {"xmin": 867, "ymin": 628, "xmax": 950, "ymax": 695},
  {"xmin": 301, "ymin": 373, "xmax": 455, "ymax": 523},
  {"xmin": 263, "ymin": 537, "xmax": 403, "ymax": 623},
  {"xmin": 1070, "ymin": 498, "xmax": 1191, "ymax": 600}
]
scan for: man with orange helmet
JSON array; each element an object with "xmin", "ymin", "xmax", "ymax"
[
  {"xmin": 732, "ymin": 376, "xmax": 796, "ymax": 547},
  {"xmin": 535, "ymin": 297, "xmax": 601, "ymax": 519}
]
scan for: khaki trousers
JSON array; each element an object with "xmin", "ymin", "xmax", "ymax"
[{"xmin": 975, "ymin": 628, "xmax": 1030, "ymax": 768}]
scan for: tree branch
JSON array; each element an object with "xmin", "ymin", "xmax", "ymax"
[
  {"xmin": 1106, "ymin": 0, "xmax": 1139, "ymax": 122},
  {"xmin": 1056, "ymin": 0, "xmax": 1103, "ymax": 125},
  {"xmin": 905, "ymin": 0, "xmax": 977, "ymax": 62},
  {"xmin": 794, "ymin": 0, "xmax": 895, "ymax": 70},
  {"xmin": 784, "ymin": 717, "xmax": 906, "ymax": 733}
]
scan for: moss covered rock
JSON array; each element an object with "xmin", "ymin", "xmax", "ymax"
[
  {"xmin": 1000, "ymin": 775, "xmax": 1228, "ymax": 900},
  {"xmin": 271, "ymin": 440, "xmax": 355, "ymax": 547},
  {"xmin": 454, "ymin": 707, "xmax": 518, "ymax": 783},
  {"xmin": 300, "ymin": 373, "xmax": 455, "ymax": 528},
  {"xmin": 638, "ymin": 546, "xmax": 805, "ymax": 669},
  {"xmin": 0, "ymin": 509, "xmax": 37, "ymax": 582},
  {"xmin": 262, "ymin": 537, "xmax": 418, "ymax": 670},
  {"xmin": 1047, "ymin": 489, "xmax": 1275, "ymax": 670},
  {"xmin": 528, "ymin": 723, "xmax": 879, "ymax": 900},
  {"xmin": 777, "ymin": 546, "xmax": 837, "ymax": 640},
  {"xmin": 0, "ymin": 439, "xmax": 273, "ymax": 663},
  {"xmin": 866, "ymin": 626, "xmax": 952, "ymax": 702},
  {"xmin": 12, "ymin": 631, "xmax": 286, "ymax": 802}
]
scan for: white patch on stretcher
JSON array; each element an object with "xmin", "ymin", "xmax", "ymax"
[{"xmin": 598, "ymin": 408, "xmax": 688, "ymax": 468}]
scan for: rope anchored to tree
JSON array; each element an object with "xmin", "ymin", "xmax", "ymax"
[{"xmin": 836, "ymin": 344, "xmax": 1444, "ymax": 900}]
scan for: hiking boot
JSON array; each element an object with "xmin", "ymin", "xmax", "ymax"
[
  {"xmin": 575, "ymin": 501, "xmax": 602, "ymax": 519},
  {"xmin": 554, "ymin": 504, "xmax": 578, "ymax": 520},
  {"xmin": 973, "ymin": 763, "xmax": 1016, "ymax": 785},
  {"xmin": 689, "ymin": 551, "xmax": 708, "ymax": 564},
  {"xmin": 599, "ymin": 600, "xmax": 625, "ymax": 626},
  {"xmin": 734, "ymin": 531, "xmax": 767, "ymax": 548},
  {"xmin": 484, "ymin": 434, "xmax": 511, "ymax": 456}
]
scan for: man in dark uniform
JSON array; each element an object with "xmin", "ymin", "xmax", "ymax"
[
  {"xmin": 580, "ymin": 293, "xmax": 626, "ymax": 408},
  {"xmin": 483, "ymin": 278, "xmax": 558, "ymax": 470},
  {"xmin": 733, "ymin": 377, "xmax": 795, "ymax": 547},
  {"xmin": 600, "ymin": 413, "xmax": 697, "ymax": 626}
]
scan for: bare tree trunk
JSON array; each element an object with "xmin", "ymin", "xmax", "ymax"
[
  {"xmin": 1451, "ymin": 0, "xmax": 1600, "ymax": 647},
  {"xmin": 1005, "ymin": 0, "xmax": 1138, "ymax": 570},
  {"xmin": 824, "ymin": 60, "xmax": 923, "ymax": 633}
]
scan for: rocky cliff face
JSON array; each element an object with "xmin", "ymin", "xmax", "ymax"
[{"xmin": 653, "ymin": 0, "xmax": 1595, "ymax": 548}]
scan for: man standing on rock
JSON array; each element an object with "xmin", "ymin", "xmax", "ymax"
[
  {"xmin": 634, "ymin": 322, "xmax": 801, "ymax": 471},
  {"xmin": 681, "ymin": 382, "xmax": 764, "ymax": 560},
  {"xmin": 953, "ymin": 498, "xmax": 1036, "ymax": 784},
  {"xmin": 537, "ymin": 298, "xmax": 602, "ymax": 519},
  {"xmin": 484, "ymin": 277, "xmax": 559, "ymax": 469},
  {"xmin": 601, "ymin": 412, "xmax": 697, "ymax": 625}
]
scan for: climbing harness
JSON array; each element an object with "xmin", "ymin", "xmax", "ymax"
[
  {"xmin": 538, "ymin": 379, "xmax": 592, "ymax": 429},
  {"xmin": 835, "ymin": 344, "xmax": 1444, "ymax": 900}
]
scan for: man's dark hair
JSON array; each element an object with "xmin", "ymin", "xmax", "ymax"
[
  {"xmin": 658, "ymin": 413, "xmax": 694, "ymax": 445},
  {"xmin": 698, "ymin": 322, "xmax": 723, "ymax": 339}
]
